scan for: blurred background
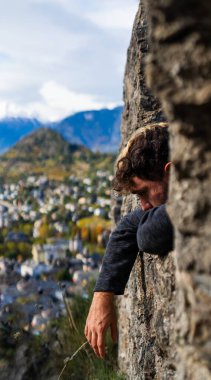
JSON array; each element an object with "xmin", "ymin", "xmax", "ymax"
[{"xmin": 0, "ymin": 1, "xmax": 138, "ymax": 379}]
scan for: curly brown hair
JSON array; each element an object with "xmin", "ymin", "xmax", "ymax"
[{"xmin": 113, "ymin": 123, "xmax": 169, "ymax": 193}]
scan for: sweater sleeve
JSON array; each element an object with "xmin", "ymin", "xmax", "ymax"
[
  {"xmin": 94, "ymin": 205, "xmax": 174, "ymax": 295},
  {"xmin": 137, "ymin": 204, "xmax": 174, "ymax": 254},
  {"xmin": 94, "ymin": 208, "xmax": 144, "ymax": 295}
]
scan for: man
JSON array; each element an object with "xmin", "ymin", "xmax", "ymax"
[{"xmin": 84, "ymin": 123, "xmax": 174, "ymax": 358}]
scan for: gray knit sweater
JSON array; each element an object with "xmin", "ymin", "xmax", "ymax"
[{"xmin": 94, "ymin": 205, "xmax": 173, "ymax": 295}]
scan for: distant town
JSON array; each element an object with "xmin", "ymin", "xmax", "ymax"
[{"xmin": 0, "ymin": 170, "xmax": 121, "ymax": 336}]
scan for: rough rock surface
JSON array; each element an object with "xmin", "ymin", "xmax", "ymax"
[
  {"xmin": 117, "ymin": 0, "xmax": 211, "ymax": 379},
  {"xmin": 145, "ymin": 0, "xmax": 211, "ymax": 378},
  {"xmin": 117, "ymin": 4, "xmax": 176, "ymax": 379}
]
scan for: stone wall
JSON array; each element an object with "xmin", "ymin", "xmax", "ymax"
[{"xmin": 117, "ymin": 1, "xmax": 211, "ymax": 379}]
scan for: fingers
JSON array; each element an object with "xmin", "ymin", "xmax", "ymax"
[
  {"xmin": 85, "ymin": 325, "xmax": 105, "ymax": 358},
  {"xmin": 97, "ymin": 328, "xmax": 105, "ymax": 358},
  {"xmin": 84, "ymin": 293, "xmax": 116, "ymax": 358},
  {"xmin": 91, "ymin": 331, "xmax": 101, "ymax": 358}
]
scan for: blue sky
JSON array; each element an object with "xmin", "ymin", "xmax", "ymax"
[{"xmin": 0, "ymin": 0, "xmax": 138, "ymax": 121}]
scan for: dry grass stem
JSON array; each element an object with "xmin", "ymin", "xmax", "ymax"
[{"xmin": 58, "ymin": 341, "xmax": 89, "ymax": 380}]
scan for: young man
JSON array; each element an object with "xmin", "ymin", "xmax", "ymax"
[{"xmin": 84, "ymin": 123, "xmax": 174, "ymax": 358}]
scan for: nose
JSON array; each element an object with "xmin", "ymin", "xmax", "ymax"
[{"xmin": 139, "ymin": 199, "xmax": 153, "ymax": 211}]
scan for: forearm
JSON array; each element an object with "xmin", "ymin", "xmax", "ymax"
[
  {"xmin": 94, "ymin": 205, "xmax": 174, "ymax": 295},
  {"xmin": 87, "ymin": 205, "xmax": 174, "ymax": 359},
  {"xmin": 94, "ymin": 208, "xmax": 144, "ymax": 295},
  {"xmin": 94, "ymin": 245, "xmax": 138, "ymax": 295}
]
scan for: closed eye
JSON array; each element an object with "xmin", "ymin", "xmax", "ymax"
[{"xmin": 132, "ymin": 188, "xmax": 148, "ymax": 198}]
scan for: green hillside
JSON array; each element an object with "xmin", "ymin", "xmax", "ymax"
[{"xmin": 0, "ymin": 128, "xmax": 115, "ymax": 182}]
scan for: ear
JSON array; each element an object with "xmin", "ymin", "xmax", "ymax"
[
  {"xmin": 163, "ymin": 162, "xmax": 171, "ymax": 182},
  {"xmin": 164, "ymin": 161, "xmax": 171, "ymax": 174}
]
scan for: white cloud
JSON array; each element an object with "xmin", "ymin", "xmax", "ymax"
[
  {"xmin": 0, "ymin": 0, "xmax": 137, "ymax": 120},
  {"xmin": 0, "ymin": 81, "xmax": 121, "ymax": 122},
  {"xmin": 40, "ymin": 81, "xmax": 120, "ymax": 118}
]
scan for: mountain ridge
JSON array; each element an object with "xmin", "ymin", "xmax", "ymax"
[
  {"xmin": 0, "ymin": 106, "xmax": 123, "ymax": 154},
  {"xmin": 52, "ymin": 106, "xmax": 122, "ymax": 152},
  {"xmin": 0, "ymin": 117, "xmax": 42, "ymax": 153},
  {"xmin": 0, "ymin": 127, "xmax": 115, "ymax": 182}
]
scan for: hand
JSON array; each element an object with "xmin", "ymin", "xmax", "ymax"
[{"xmin": 84, "ymin": 292, "xmax": 117, "ymax": 358}]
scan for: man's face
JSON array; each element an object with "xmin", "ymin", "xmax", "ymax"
[{"xmin": 131, "ymin": 175, "xmax": 169, "ymax": 211}]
